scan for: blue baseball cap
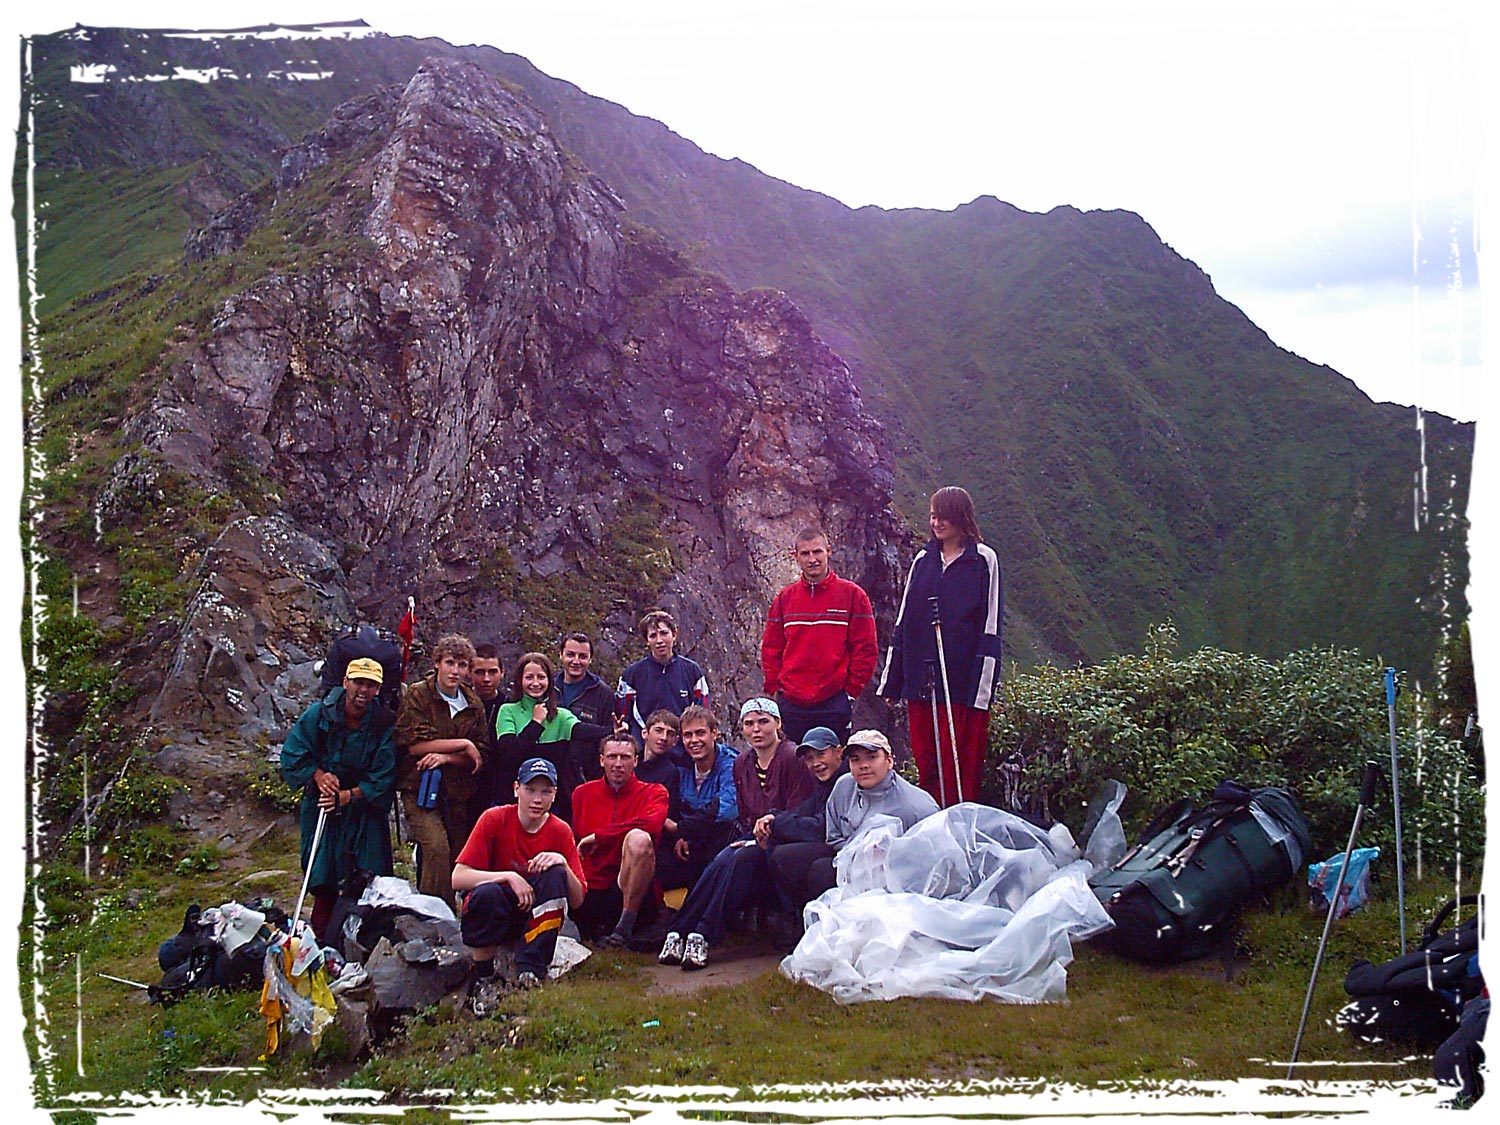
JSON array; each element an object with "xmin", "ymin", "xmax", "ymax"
[
  {"xmin": 796, "ymin": 726, "xmax": 841, "ymax": 754},
  {"xmin": 517, "ymin": 758, "xmax": 559, "ymax": 785},
  {"xmin": 738, "ymin": 696, "xmax": 781, "ymax": 721}
]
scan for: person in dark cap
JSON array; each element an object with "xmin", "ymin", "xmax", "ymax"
[
  {"xmin": 764, "ymin": 726, "xmax": 849, "ymax": 925},
  {"xmin": 452, "ymin": 757, "xmax": 585, "ymax": 1015}
]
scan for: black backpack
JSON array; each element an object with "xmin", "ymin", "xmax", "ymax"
[
  {"xmin": 321, "ymin": 624, "xmax": 405, "ymax": 710},
  {"xmin": 150, "ymin": 901, "xmax": 285, "ymax": 1006},
  {"xmin": 1337, "ymin": 896, "xmax": 1484, "ymax": 1047},
  {"xmin": 1088, "ymin": 780, "xmax": 1312, "ymax": 963}
]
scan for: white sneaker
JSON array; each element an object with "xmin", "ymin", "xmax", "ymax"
[
  {"xmin": 682, "ymin": 932, "xmax": 708, "ymax": 970},
  {"xmin": 658, "ymin": 932, "xmax": 684, "ymax": 964}
]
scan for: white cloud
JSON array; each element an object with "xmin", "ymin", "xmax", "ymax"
[{"xmin": 1226, "ymin": 280, "xmax": 1482, "ymax": 419}]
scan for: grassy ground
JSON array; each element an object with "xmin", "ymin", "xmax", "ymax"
[{"xmin": 23, "ymin": 826, "xmax": 1471, "ymax": 1116}]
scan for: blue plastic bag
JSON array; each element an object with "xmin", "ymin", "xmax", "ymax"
[{"xmin": 1308, "ymin": 846, "xmax": 1380, "ymax": 917}]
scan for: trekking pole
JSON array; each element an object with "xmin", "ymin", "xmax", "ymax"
[
  {"xmin": 96, "ymin": 972, "xmax": 151, "ymax": 990},
  {"xmin": 293, "ymin": 803, "xmax": 330, "ymax": 927},
  {"xmin": 928, "ymin": 596, "xmax": 963, "ymax": 805},
  {"xmin": 925, "ymin": 658, "xmax": 948, "ymax": 806},
  {"xmin": 1383, "ymin": 668, "xmax": 1408, "ymax": 954},
  {"xmin": 1288, "ymin": 760, "xmax": 1382, "ymax": 1079}
]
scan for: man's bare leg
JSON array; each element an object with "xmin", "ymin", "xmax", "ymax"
[{"xmin": 610, "ymin": 828, "xmax": 656, "ymax": 942}]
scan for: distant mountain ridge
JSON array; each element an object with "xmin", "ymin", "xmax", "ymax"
[{"xmin": 20, "ymin": 21, "xmax": 1471, "ymax": 675}]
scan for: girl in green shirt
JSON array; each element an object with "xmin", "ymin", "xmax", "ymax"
[{"xmin": 494, "ymin": 651, "xmax": 617, "ymax": 821}]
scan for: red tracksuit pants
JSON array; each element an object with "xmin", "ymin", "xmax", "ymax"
[{"xmin": 908, "ymin": 701, "xmax": 989, "ymax": 807}]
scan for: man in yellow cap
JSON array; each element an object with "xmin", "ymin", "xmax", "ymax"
[{"xmin": 281, "ymin": 657, "xmax": 398, "ymax": 942}]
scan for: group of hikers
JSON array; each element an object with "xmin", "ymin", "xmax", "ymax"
[{"xmin": 279, "ymin": 486, "xmax": 1004, "ymax": 1015}]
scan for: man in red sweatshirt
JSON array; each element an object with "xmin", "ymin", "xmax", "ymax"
[
  {"xmin": 569, "ymin": 730, "xmax": 670, "ymax": 949},
  {"xmin": 761, "ymin": 527, "xmax": 879, "ymax": 743}
]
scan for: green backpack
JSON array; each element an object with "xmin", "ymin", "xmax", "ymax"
[{"xmin": 1088, "ymin": 780, "xmax": 1311, "ymax": 963}]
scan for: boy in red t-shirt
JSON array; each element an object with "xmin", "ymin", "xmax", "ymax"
[{"xmin": 453, "ymin": 757, "xmax": 585, "ymax": 1015}]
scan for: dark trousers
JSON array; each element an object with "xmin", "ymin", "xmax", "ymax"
[
  {"xmin": 776, "ymin": 692, "xmax": 853, "ymax": 744},
  {"xmin": 459, "ymin": 866, "xmax": 570, "ymax": 976},
  {"xmin": 657, "ymin": 820, "xmax": 737, "ymax": 893},
  {"xmin": 768, "ymin": 840, "xmax": 838, "ymax": 915},
  {"xmin": 672, "ymin": 840, "xmax": 772, "ymax": 943}
]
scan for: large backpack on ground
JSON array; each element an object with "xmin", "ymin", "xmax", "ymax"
[
  {"xmin": 150, "ymin": 900, "xmax": 289, "ymax": 1006},
  {"xmin": 1088, "ymin": 780, "xmax": 1312, "ymax": 963},
  {"xmin": 1337, "ymin": 895, "xmax": 1483, "ymax": 1048},
  {"xmin": 320, "ymin": 624, "xmax": 405, "ymax": 710}
]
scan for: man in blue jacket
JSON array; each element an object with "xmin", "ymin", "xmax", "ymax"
[{"xmin": 655, "ymin": 704, "xmax": 737, "ymax": 894}]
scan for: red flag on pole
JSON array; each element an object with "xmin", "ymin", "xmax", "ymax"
[{"xmin": 396, "ymin": 595, "xmax": 416, "ymax": 677}]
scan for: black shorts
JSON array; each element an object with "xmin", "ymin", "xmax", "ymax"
[
  {"xmin": 572, "ymin": 885, "xmax": 623, "ymax": 939},
  {"xmin": 572, "ymin": 884, "xmax": 658, "ymax": 939}
]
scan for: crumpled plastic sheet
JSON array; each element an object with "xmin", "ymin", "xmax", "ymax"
[
  {"xmin": 357, "ymin": 875, "xmax": 458, "ymax": 923},
  {"xmin": 1308, "ymin": 846, "xmax": 1380, "ymax": 918},
  {"xmin": 781, "ymin": 800, "xmax": 1122, "ymax": 1004},
  {"xmin": 328, "ymin": 961, "xmax": 370, "ymax": 995},
  {"xmin": 262, "ymin": 939, "xmax": 328, "ymax": 1039}
]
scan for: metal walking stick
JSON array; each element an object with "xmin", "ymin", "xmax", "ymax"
[
  {"xmin": 928, "ymin": 596, "xmax": 964, "ymax": 805},
  {"xmin": 1288, "ymin": 760, "xmax": 1382, "ymax": 1078},
  {"xmin": 1383, "ymin": 667, "xmax": 1408, "ymax": 953},
  {"xmin": 293, "ymin": 802, "xmax": 331, "ymax": 927},
  {"xmin": 925, "ymin": 658, "xmax": 948, "ymax": 806}
]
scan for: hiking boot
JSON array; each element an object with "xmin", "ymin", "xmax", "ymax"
[
  {"xmin": 681, "ymin": 932, "xmax": 708, "ymax": 970},
  {"xmin": 514, "ymin": 970, "xmax": 542, "ymax": 989},
  {"xmin": 467, "ymin": 975, "xmax": 503, "ymax": 1018},
  {"xmin": 658, "ymin": 932, "xmax": 684, "ymax": 964}
]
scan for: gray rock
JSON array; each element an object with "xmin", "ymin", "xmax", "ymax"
[
  {"xmin": 363, "ymin": 937, "xmax": 470, "ymax": 1013},
  {"xmin": 397, "ymin": 938, "xmax": 436, "ymax": 965},
  {"xmin": 333, "ymin": 993, "xmax": 373, "ymax": 1058},
  {"xmin": 392, "ymin": 912, "xmax": 462, "ymax": 950}
]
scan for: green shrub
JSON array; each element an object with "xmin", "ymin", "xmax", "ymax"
[
  {"xmin": 175, "ymin": 844, "xmax": 223, "ymax": 875},
  {"xmin": 247, "ymin": 762, "xmax": 302, "ymax": 812},
  {"xmin": 110, "ymin": 824, "xmax": 182, "ymax": 872},
  {"xmin": 986, "ymin": 623, "xmax": 1482, "ymax": 875},
  {"xmin": 106, "ymin": 765, "xmax": 179, "ymax": 821}
]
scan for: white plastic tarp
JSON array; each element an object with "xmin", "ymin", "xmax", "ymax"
[
  {"xmin": 358, "ymin": 875, "xmax": 458, "ymax": 923},
  {"xmin": 780, "ymin": 798, "xmax": 1123, "ymax": 1004}
]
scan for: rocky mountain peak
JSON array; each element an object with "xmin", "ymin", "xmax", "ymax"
[{"xmin": 119, "ymin": 57, "xmax": 910, "ymax": 751}]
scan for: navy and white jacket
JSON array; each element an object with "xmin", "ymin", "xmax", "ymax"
[
  {"xmin": 617, "ymin": 653, "xmax": 709, "ymax": 738},
  {"xmin": 875, "ymin": 537, "xmax": 1003, "ymax": 711}
]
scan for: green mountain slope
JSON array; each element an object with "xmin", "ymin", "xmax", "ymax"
[{"xmin": 18, "ymin": 22, "xmax": 1469, "ymax": 674}]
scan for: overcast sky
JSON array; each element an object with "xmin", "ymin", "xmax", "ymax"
[{"xmin": 5, "ymin": 0, "xmax": 1490, "ymax": 421}]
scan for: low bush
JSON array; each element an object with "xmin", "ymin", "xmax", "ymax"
[{"xmin": 985, "ymin": 622, "xmax": 1483, "ymax": 872}]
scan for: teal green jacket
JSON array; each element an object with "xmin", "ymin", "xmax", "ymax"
[{"xmin": 281, "ymin": 687, "xmax": 397, "ymax": 891}]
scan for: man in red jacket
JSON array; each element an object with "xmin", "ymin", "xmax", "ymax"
[
  {"xmin": 569, "ymin": 730, "xmax": 670, "ymax": 948},
  {"xmin": 761, "ymin": 528, "xmax": 879, "ymax": 743}
]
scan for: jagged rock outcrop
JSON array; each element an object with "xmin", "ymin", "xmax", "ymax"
[
  {"xmin": 115, "ymin": 57, "xmax": 910, "ymax": 747},
  {"xmin": 147, "ymin": 515, "xmax": 355, "ymax": 742}
]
